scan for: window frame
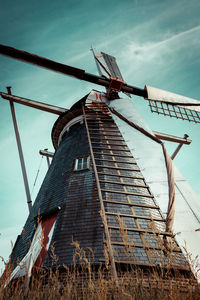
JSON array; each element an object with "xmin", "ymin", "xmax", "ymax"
[{"xmin": 74, "ymin": 156, "xmax": 90, "ymax": 171}]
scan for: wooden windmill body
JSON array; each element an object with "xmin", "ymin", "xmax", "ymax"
[{"xmin": 0, "ymin": 45, "xmax": 199, "ymax": 282}]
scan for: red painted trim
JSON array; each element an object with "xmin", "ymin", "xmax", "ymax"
[{"xmin": 34, "ymin": 213, "xmax": 57, "ymax": 268}]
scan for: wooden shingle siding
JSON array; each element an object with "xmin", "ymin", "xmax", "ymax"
[{"xmin": 11, "ymin": 122, "xmax": 104, "ymax": 268}]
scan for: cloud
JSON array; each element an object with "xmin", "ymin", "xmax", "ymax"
[{"xmin": 122, "ymin": 25, "xmax": 200, "ymax": 64}]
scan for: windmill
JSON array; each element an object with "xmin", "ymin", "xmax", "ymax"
[{"xmin": 0, "ymin": 44, "xmax": 199, "ymax": 283}]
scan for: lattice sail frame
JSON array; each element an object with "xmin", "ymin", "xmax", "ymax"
[
  {"xmin": 147, "ymin": 99, "xmax": 200, "ymax": 123},
  {"xmin": 146, "ymin": 85, "xmax": 200, "ymax": 123}
]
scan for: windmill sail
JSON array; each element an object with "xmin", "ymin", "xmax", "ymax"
[
  {"xmin": 109, "ymin": 95, "xmax": 200, "ymax": 262},
  {"xmin": 100, "ymin": 52, "xmax": 131, "ymax": 98},
  {"xmin": 101, "ymin": 52, "xmax": 124, "ymax": 80},
  {"xmin": 145, "ymin": 85, "xmax": 200, "ymax": 123}
]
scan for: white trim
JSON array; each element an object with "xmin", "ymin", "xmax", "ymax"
[
  {"xmin": 58, "ymin": 114, "xmax": 96, "ymax": 146},
  {"xmin": 58, "ymin": 90, "xmax": 109, "ymax": 146},
  {"xmin": 58, "ymin": 115, "xmax": 84, "ymax": 146}
]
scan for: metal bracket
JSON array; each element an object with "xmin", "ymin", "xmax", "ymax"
[{"xmin": 106, "ymin": 77, "xmax": 124, "ymax": 99}]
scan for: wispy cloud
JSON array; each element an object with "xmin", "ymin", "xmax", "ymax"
[
  {"xmin": 122, "ymin": 25, "xmax": 200, "ymax": 61},
  {"xmin": 152, "ymin": 25, "xmax": 200, "ymax": 47},
  {"xmin": 113, "ymin": 24, "xmax": 200, "ymax": 88}
]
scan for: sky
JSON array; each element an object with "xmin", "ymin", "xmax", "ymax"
[{"xmin": 0, "ymin": 0, "xmax": 200, "ymax": 274}]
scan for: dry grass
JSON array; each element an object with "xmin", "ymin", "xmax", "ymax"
[
  {"xmin": 0, "ymin": 215, "xmax": 199, "ymax": 299},
  {"xmin": 0, "ymin": 241, "xmax": 200, "ymax": 300}
]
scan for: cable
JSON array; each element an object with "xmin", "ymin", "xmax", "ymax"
[
  {"xmin": 176, "ymin": 228, "xmax": 200, "ymax": 235},
  {"xmin": 175, "ymin": 182, "xmax": 200, "ymax": 225},
  {"xmin": 31, "ymin": 156, "xmax": 44, "ymax": 196}
]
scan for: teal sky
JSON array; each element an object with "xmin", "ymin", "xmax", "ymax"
[{"xmin": 0, "ymin": 0, "xmax": 200, "ymax": 273}]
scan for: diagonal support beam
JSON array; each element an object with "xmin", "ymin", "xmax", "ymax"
[
  {"xmin": 6, "ymin": 87, "xmax": 32, "ymax": 212},
  {"xmin": 171, "ymin": 134, "xmax": 190, "ymax": 160},
  {"xmin": 39, "ymin": 149, "xmax": 54, "ymax": 168}
]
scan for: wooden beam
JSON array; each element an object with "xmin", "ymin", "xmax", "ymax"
[
  {"xmin": 0, "ymin": 44, "xmax": 147, "ymax": 97},
  {"xmin": 91, "ymin": 141, "xmax": 126, "ymax": 147},
  {"xmin": 91, "ymin": 137, "xmax": 124, "ymax": 141},
  {"xmin": 39, "ymin": 149, "xmax": 54, "ymax": 157},
  {"xmin": 94, "ymin": 152, "xmax": 133, "ymax": 158},
  {"xmin": 95, "ymin": 158, "xmax": 136, "ymax": 164},
  {"xmin": 101, "ymin": 189, "xmax": 153, "ymax": 198},
  {"xmin": 93, "ymin": 146, "xmax": 130, "ymax": 152},
  {"xmin": 98, "ymin": 172, "xmax": 143, "ymax": 179},
  {"xmin": 88, "ymin": 127, "xmax": 118, "ymax": 132},
  {"xmin": 108, "ymin": 241, "xmax": 181, "ymax": 252},
  {"xmin": 100, "ymin": 179, "xmax": 147, "ymax": 187},
  {"xmin": 107, "ymin": 225, "xmax": 173, "ymax": 236},
  {"xmin": 103, "ymin": 199, "xmax": 158, "ymax": 209},
  {"xmin": 6, "ymin": 87, "xmax": 32, "ymax": 212},
  {"xmin": 1, "ymin": 92, "xmax": 67, "ymax": 115},
  {"xmin": 91, "ymin": 132, "xmax": 123, "ymax": 137},
  {"xmin": 99, "ymin": 258, "xmax": 154, "ymax": 267},
  {"xmin": 99, "ymin": 259, "xmax": 189, "ymax": 270},
  {"xmin": 96, "ymin": 165, "xmax": 139, "ymax": 172},
  {"xmin": 153, "ymin": 131, "xmax": 191, "ymax": 145},
  {"xmin": 83, "ymin": 104, "xmax": 118, "ymax": 279},
  {"xmin": 105, "ymin": 211, "xmax": 163, "ymax": 222}
]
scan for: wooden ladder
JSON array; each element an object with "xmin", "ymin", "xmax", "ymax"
[{"xmin": 82, "ymin": 102, "xmax": 183, "ymax": 274}]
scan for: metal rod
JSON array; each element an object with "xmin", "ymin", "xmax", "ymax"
[
  {"xmin": 7, "ymin": 87, "xmax": 32, "ymax": 212},
  {"xmin": 175, "ymin": 182, "xmax": 200, "ymax": 225}
]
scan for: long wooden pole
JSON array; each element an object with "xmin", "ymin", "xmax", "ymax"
[
  {"xmin": 7, "ymin": 87, "xmax": 32, "ymax": 212},
  {"xmin": 1, "ymin": 92, "xmax": 67, "ymax": 115},
  {"xmin": 0, "ymin": 44, "xmax": 146, "ymax": 98}
]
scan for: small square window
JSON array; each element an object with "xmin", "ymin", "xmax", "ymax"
[{"xmin": 74, "ymin": 156, "xmax": 90, "ymax": 171}]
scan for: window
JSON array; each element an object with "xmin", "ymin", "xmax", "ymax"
[{"xmin": 74, "ymin": 156, "xmax": 90, "ymax": 171}]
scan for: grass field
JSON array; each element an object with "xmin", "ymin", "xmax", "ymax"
[{"xmin": 0, "ymin": 240, "xmax": 199, "ymax": 299}]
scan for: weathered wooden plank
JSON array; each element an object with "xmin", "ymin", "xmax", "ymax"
[
  {"xmin": 103, "ymin": 199, "xmax": 159, "ymax": 209},
  {"xmin": 107, "ymin": 225, "xmax": 173, "ymax": 236},
  {"xmin": 105, "ymin": 211, "xmax": 163, "ymax": 222},
  {"xmin": 101, "ymin": 189, "xmax": 153, "ymax": 198}
]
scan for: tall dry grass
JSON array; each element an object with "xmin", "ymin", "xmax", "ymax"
[
  {"xmin": 0, "ymin": 215, "xmax": 199, "ymax": 299},
  {"xmin": 0, "ymin": 240, "xmax": 199, "ymax": 299}
]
